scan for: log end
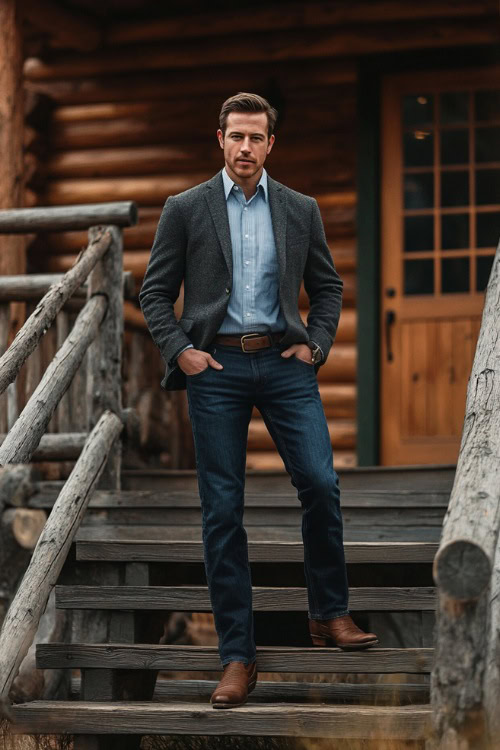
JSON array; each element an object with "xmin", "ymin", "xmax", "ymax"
[{"xmin": 433, "ymin": 539, "xmax": 491, "ymax": 601}]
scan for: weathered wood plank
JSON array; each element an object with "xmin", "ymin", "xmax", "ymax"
[
  {"xmin": 0, "ymin": 202, "xmax": 137, "ymax": 232},
  {"xmin": 121, "ymin": 465, "xmax": 456, "ymax": 493},
  {"xmin": 0, "ymin": 271, "xmax": 135, "ymax": 302},
  {"xmin": 30, "ymin": 488, "xmax": 450, "ymax": 509},
  {"xmin": 8, "ymin": 700, "xmax": 433, "ymax": 738},
  {"xmin": 0, "ymin": 410, "xmax": 123, "ymax": 717},
  {"xmin": 70, "ymin": 675, "xmax": 430, "ymax": 704},
  {"xmin": 0, "ymin": 294, "xmax": 107, "ymax": 464},
  {"xmin": 38, "ymin": 643, "xmax": 434, "ymax": 674},
  {"xmin": 0, "ymin": 227, "xmax": 111, "ymax": 396},
  {"xmin": 54, "ymin": 585, "xmax": 436, "ymax": 611},
  {"xmin": 75, "ymin": 539, "xmax": 439, "ymax": 564},
  {"xmin": 74, "ymin": 523, "xmax": 442, "ymax": 543}
]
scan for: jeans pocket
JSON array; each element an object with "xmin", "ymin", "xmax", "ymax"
[{"xmin": 293, "ymin": 355, "xmax": 315, "ymax": 368}]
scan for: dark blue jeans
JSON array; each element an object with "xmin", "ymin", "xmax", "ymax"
[{"xmin": 185, "ymin": 338, "xmax": 350, "ymax": 666}]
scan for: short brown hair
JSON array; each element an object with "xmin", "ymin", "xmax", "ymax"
[{"xmin": 219, "ymin": 92, "xmax": 278, "ymax": 139}]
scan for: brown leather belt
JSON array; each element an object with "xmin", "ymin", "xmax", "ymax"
[{"xmin": 213, "ymin": 331, "xmax": 284, "ymax": 353}]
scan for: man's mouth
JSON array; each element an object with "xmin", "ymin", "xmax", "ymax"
[{"xmin": 237, "ymin": 159, "xmax": 254, "ymax": 163}]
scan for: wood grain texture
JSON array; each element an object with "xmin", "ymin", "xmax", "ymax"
[
  {"xmin": 75, "ymin": 539, "xmax": 439, "ymax": 564},
  {"xmin": 9, "ymin": 700, "xmax": 433, "ymax": 738},
  {"xmin": 38, "ymin": 643, "xmax": 434, "ymax": 674},
  {"xmin": 54, "ymin": 585, "xmax": 437, "ymax": 611}
]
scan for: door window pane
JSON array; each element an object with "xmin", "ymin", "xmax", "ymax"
[
  {"xmin": 404, "ymin": 215, "xmax": 434, "ymax": 252},
  {"xmin": 475, "ymin": 90, "xmax": 500, "ymax": 121},
  {"xmin": 441, "ymin": 214, "xmax": 469, "ymax": 249},
  {"xmin": 475, "ymin": 127, "xmax": 500, "ymax": 163},
  {"xmin": 441, "ymin": 171, "xmax": 469, "ymax": 206},
  {"xmin": 476, "ymin": 169, "xmax": 500, "ymax": 205},
  {"xmin": 404, "ymin": 259, "xmax": 434, "ymax": 295},
  {"xmin": 441, "ymin": 257, "xmax": 469, "ymax": 293},
  {"xmin": 404, "ymin": 130, "xmax": 434, "ymax": 167},
  {"xmin": 476, "ymin": 255, "xmax": 495, "ymax": 291},
  {"xmin": 477, "ymin": 212, "xmax": 500, "ymax": 247},
  {"xmin": 403, "ymin": 94, "xmax": 433, "ymax": 126},
  {"xmin": 440, "ymin": 92, "xmax": 469, "ymax": 124},
  {"xmin": 440, "ymin": 129, "xmax": 469, "ymax": 165},
  {"xmin": 404, "ymin": 173, "xmax": 434, "ymax": 209}
]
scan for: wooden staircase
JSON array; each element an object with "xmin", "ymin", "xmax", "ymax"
[{"xmin": 7, "ymin": 464, "xmax": 452, "ymax": 746}]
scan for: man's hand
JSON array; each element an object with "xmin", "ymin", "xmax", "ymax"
[
  {"xmin": 280, "ymin": 343, "xmax": 314, "ymax": 364},
  {"xmin": 178, "ymin": 348, "xmax": 223, "ymax": 376}
]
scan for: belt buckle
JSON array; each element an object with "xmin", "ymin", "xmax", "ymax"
[{"xmin": 241, "ymin": 332, "xmax": 268, "ymax": 352}]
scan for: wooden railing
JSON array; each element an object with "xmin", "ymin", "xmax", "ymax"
[
  {"xmin": 0, "ymin": 201, "xmax": 137, "ymax": 718},
  {"xmin": 432, "ymin": 239, "xmax": 500, "ymax": 749}
]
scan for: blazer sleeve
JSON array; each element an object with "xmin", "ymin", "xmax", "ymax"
[
  {"xmin": 302, "ymin": 198, "xmax": 344, "ymax": 363},
  {"xmin": 139, "ymin": 196, "xmax": 193, "ymax": 367}
]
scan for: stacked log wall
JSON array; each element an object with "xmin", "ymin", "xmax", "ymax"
[{"xmin": 23, "ymin": 57, "xmax": 359, "ymax": 470}]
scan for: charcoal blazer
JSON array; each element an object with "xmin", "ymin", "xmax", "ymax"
[{"xmin": 139, "ymin": 168, "xmax": 343, "ymax": 391}]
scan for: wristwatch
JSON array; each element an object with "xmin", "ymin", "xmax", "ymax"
[{"xmin": 307, "ymin": 340, "xmax": 323, "ymax": 364}]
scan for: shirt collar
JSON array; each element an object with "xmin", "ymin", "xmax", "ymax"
[{"xmin": 222, "ymin": 166, "xmax": 268, "ymax": 202}]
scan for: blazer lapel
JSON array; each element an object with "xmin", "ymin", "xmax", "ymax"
[
  {"xmin": 205, "ymin": 170, "xmax": 233, "ymax": 278},
  {"xmin": 267, "ymin": 174, "xmax": 287, "ymax": 283}
]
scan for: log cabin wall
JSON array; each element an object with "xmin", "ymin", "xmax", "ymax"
[{"xmin": 19, "ymin": 0, "xmax": 500, "ymax": 472}]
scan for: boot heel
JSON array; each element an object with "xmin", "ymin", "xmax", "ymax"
[{"xmin": 310, "ymin": 634, "xmax": 328, "ymax": 647}]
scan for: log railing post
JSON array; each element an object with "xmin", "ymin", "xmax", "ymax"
[
  {"xmin": 86, "ymin": 224, "xmax": 124, "ymax": 490},
  {"xmin": 431, "ymin": 240, "xmax": 500, "ymax": 749}
]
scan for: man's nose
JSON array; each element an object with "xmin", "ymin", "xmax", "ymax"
[{"xmin": 240, "ymin": 138, "xmax": 251, "ymax": 152}]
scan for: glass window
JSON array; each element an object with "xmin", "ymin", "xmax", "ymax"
[
  {"xmin": 404, "ymin": 130, "xmax": 434, "ymax": 167},
  {"xmin": 403, "ymin": 94, "xmax": 433, "ymax": 126},
  {"xmin": 475, "ymin": 127, "xmax": 500, "ymax": 163},
  {"xmin": 441, "ymin": 171, "xmax": 469, "ymax": 207},
  {"xmin": 477, "ymin": 212, "xmax": 500, "ymax": 248},
  {"xmin": 475, "ymin": 90, "xmax": 500, "ymax": 122},
  {"xmin": 404, "ymin": 215, "xmax": 434, "ymax": 252},
  {"xmin": 440, "ymin": 129, "xmax": 469, "ymax": 165},
  {"xmin": 441, "ymin": 257, "xmax": 469, "ymax": 293},
  {"xmin": 404, "ymin": 173, "xmax": 434, "ymax": 209},
  {"xmin": 440, "ymin": 91, "xmax": 469, "ymax": 124},
  {"xmin": 404, "ymin": 259, "xmax": 434, "ymax": 295},
  {"xmin": 441, "ymin": 214, "xmax": 469, "ymax": 250},
  {"xmin": 476, "ymin": 169, "xmax": 500, "ymax": 205},
  {"xmin": 476, "ymin": 255, "xmax": 495, "ymax": 291}
]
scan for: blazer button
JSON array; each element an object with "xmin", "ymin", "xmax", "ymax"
[{"xmin": 225, "ymin": 287, "xmax": 231, "ymax": 294}]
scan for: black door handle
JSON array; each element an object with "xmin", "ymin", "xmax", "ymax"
[{"xmin": 385, "ymin": 310, "xmax": 395, "ymax": 362}]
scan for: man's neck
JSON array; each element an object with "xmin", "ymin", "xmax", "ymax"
[{"xmin": 225, "ymin": 164, "xmax": 264, "ymax": 201}]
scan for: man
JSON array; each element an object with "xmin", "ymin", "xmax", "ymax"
[{"xmin": 139, "ymin": 92, "xmax": 378, "ymax": 710}]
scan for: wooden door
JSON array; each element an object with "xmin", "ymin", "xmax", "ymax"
[{"xmin": 380, "ymin": 66, "xmax": 500, "ymax": 465}]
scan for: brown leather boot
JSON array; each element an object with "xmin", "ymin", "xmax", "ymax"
[
  {"xmin": 309, "ymin": 614, "xmax": 378, "ymax": 650},
  {"xmin": 210, "ymin": 660, "xmax": 258, "ymax": 709}
]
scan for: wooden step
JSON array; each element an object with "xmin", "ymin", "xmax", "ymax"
[
  {"xmin": 31, "ymin": 487, "xmax": 451, "ymax": 509},
  {"xmin": 76, "ymin": 538, "xmax": 439, "ymax": 563},
  {"xmin": 31, "ymin": 503, "xmax": 447, "ymax": 530},
  {"xmin": 70, "ymin": 675, "xmax": 430, "ymax": 705},
  {"xmin": 120, "ymin": 464, "xmax": 455, "ymax": 492},
  {"xmin": 75, "ymin": 523, "xmax": 442, "ymax": 542},
  {"xmin": 55, "ymin": 585, "xmax": 436, "ymax": 611},
  {"xmin": 37, "ymin": 643, "xmax": 434, "ymax": 673},
  {"xmin": 9, "ymin": 700, "xmax": 433, "ymax": 739}
]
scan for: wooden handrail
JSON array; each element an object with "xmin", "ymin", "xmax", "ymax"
[
  {"xmin": 431, "ymin": 240, "xmax": 500, "ymax": 747},
  {"xmin": 0, "ymin": 410, "xmax": 123, "ymax": 719},
  {"xmin": 0, "ymin": 270, "xmax": 135, "ymax": 301},
  {"xmin": 0, "ymin": 201, "xmax": 131, "ymax": 711},
  {"xmin": 0, "ymin": 294, "xmax": 107, "ymax": 464},
  {"xmin": 0, "ymin": 201, "xmax": 137, "ymax": 232},
  {"xmin": 0, "ymin": 227, "xmax": 112, "ymax": 396}
]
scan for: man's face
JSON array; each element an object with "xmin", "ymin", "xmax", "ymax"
[{"xmin": 217, "ymin": 111, "xmax": 275, "ymax": 181}]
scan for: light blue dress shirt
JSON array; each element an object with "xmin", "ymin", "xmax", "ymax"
[{"xmin": 175, "ymin": 167, "xmax": 322, "ymax": 361}]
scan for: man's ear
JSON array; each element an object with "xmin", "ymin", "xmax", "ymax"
[
  {"xmin": 267, "ymin": 134, "xmax": 275, "ymax": 154},
  {"xmin": 216, "ymin": 129, "xmax": 224, "ymax": 149}
]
